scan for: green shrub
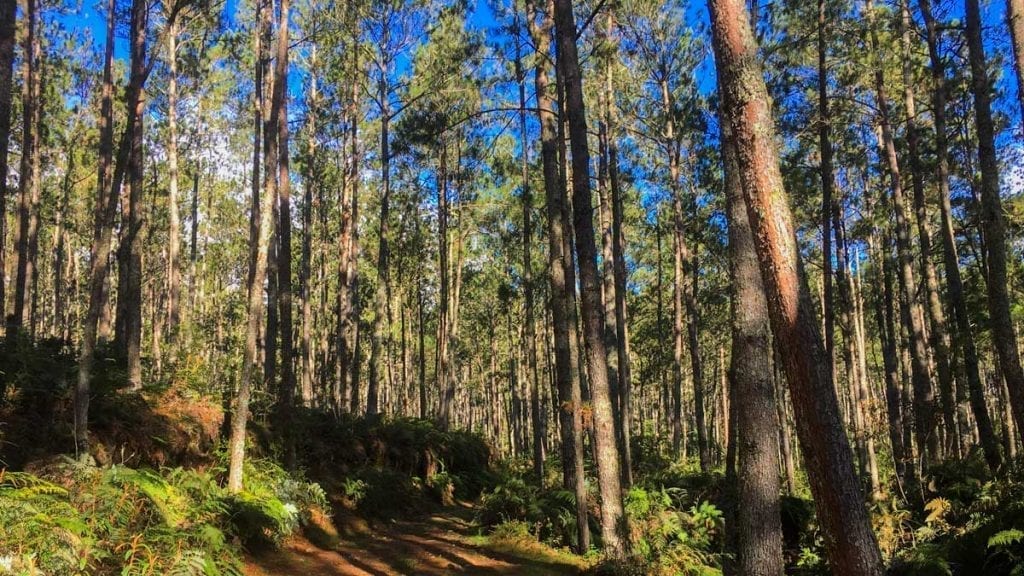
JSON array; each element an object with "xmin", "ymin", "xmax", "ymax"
[{"xmin": 0, "ymin": 461, "xmax": 242, "ymax": 575}]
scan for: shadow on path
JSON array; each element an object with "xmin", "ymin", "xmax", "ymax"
[{"xmin": 244, "ymin": 505, "xmax": 584, "ymax": 576}]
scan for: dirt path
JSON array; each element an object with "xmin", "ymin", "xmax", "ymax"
[{"xmin": 244, "ymin": 506, "xmax": 585, "ymax": 576}]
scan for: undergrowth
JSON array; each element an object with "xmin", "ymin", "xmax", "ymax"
[{"xmin": 0, "ymin": 455, "xmax": 328, "ymax": 575}]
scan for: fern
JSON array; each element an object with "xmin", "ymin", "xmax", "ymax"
[{"xmin": 988, "ymin": 529, "xmax": 1024, "ymax": 549}]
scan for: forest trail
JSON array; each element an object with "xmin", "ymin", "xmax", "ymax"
[{"xmin": 243, "ymin": 505, "xmax": 586, "ymax": 576}]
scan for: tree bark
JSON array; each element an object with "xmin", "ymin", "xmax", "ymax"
[
  {"xmin": 514, "ymin": 6, "xmax": 543, "ymax": 482},
  {"xmin": 917, "ymin": 0, "xmax": 1001, "ymax": 471},
  {"xmin": 965, "ymin": 0, "xmax": 1024, "ymax": 448},
  {"xmin": 166, "ymin": 20, "xmax": 182, "ymax": 348},
  {"xmin": 367, "ymin": 72, "xmax": 392, "ymax": 417},
  {"xmin": 867, "ymin": 0, "xmax": 938, "ymax": 465},
  {"xmin": 900, "ymin": 0, "xmax": 956, "ymax": 459},
  {"xmin": 74, "ymin": 0, "xmax": 117, "ymax": 457},
  {"xmin": 709, "ymin": 0, "xmax": 885, "ymax": 572},
  {"xmin": 723, "ymin": 118, "xmax": 784, "ymax": 576},
  {"xmin": 123, "ymin": 0, "xmax": 149, "ymax": 390},
  {"xmin": 527, "ymin": 0, "xmax": 589, "ymax": 552},
  {"xmin": 817, "ymin": 0, "xmax": 836, "ymax": 405},
  {"xmin": 228, "ymin": 0, "xmax": 284, "ymax": 491},
  {"xmin": 12, "ymin": 0, "xmax": 39, "ymax": 333},
  {"xmin": 0, "ymin": 0, "xmax": 15, "ymax": 319},
  {"xmin": 552, "ymin": 0, "xmax": 626, "ymax": 556},
  {"xmin": 272, "ymin": 0, "xmax": 295, "ymax": 467},
  {"xmin": 1009, "ymin": 0, "xmax": 1024, "ymax": 122}
]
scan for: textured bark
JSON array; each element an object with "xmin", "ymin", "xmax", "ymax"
[
  {"xmin": 552, "ymin": 0, "xmax": 626, "ymax": 556},
  {"xmin": 514, "ymin": 7, "xmax": 543, "ymax": 482},
  {"xmin": 1010, "ymin": 0, "xmax": 1024, "ymax": 121},
  {"xmin": 965, "ymin": 0, "xmax": 1024, "ymax": 448},
  {"xmin": 900, "ymin": 0, "xmax": 956, "ymax": 458},
  {"xmin": 74, "ymin": 0, "xmax": 117, "ymax": 456},
  {"xmin": 300, "ymin": 63, "xmax": 317, "ymax": 407},
  {"xmin": 603, "ymin": 10, "xmax": 632, "ymax": 483},
  {"xmin": 875, "ymin": 236, "xmax": 909, "ymax": 490},
  {"xmin": 12, "ymin": 0, "xmax": 39, "ymax": 332},
  {"xmin": 527, "ymin": 0, "xmax": 588, "ymax": 552},
  {"xmin": 437, "ymin": 146, "xmax": 452, "ymax": 427},
  {"xmin": 367, "ymin": 73, "xmax": 392, "ymax": 417},
  {"xmin": 123, "ymin": 0, "xmax": 149, "ymax": 390},
  {"xmin": 228, "ymin": 0, "xmax": 282, "ymax": 491},
  {"xmin": 817, "ymin": 0, "xmax": 836, "ymax": 401},
  {"xmin": 709, "ymin": 0, "xmax": 885, "ymax": 572},
  {"xmin": 272, "ymin": 0, "xmax": 295, "ymax": 467},
  {"xmin": 723, "ymin": 120, "xmax": 783, "ymax": 576},
  {"xmin": 867, "ymin": 0, "xmax": 938, "ymax": 465},
  {"xmin": 336, "ymin": 47, "xmax": 359, "ymax": 414},
  {"xmin": 0, "ymin": 0, "xmax": 15, "ymax": 317},
  {"xmin": 166, "ymin": 21, "xmax": 182, "ymax": 346},
  {"xmin": 918, "ymin": 0, "xmax": 1000, "ymax": 471}
]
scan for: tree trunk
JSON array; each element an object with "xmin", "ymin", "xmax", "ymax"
[
  {"xmin": 166, "ymin": 20, "xmax": 182, "ymax": 348},
  {"xmin": 965, "ymin": 0, "xmax": 1024, "ymax": 448},
  {"xmin": 123, "ymin": 0, "xmax": 149, "ymax": 390},
  {"xmin": 526, "ymin": 0, "xmax": 589, "ymax": 552},
  {"xmin": 514, "ymin": 8, "xmax": 543, "ymax": 482},
  {"xmin": 867, "ymin": 0, "xmax": 938, "ymax": 465},
  {"xmin": 723, "ymin": 119, "xmax": 784, "ymax": 576},
  {"xmin": 227, "ymin": 0, "xmax": 284, "ymax": 491},
  {"xmin": 272, "ymin": 0, "xmax": 295, "ymax": 467},
  {"xmin": 918, "ymin": 0, "xmax": 1001, "ymax": 472},
  {"xmin": 12, "ymin": 0, "xmax": 39, "ymax": 333},
  {"xmin": 817, "ymin": 0, "xmax": 836, "ymax": 406},
  {"xmin": 300, "ymin": 62, "xmax": 317, "ymax": 407},
  {"xmin": 1009, "ymin": 0, "xmax": 1024, "ymax": 122},
  {"xmin": 74, "ymin": 0, "xmax": 117, "ymax": 456},
  {"xmin": 709, "ymin": 0, "xmax": 885, "ymax": 572},
  {"xmin": 901, "ymin": 0, "xmax": 956, "ymax": 459},
  {"xmin": 552, "ymin": 0, "xmax": 626, "ymax": 556},
  {"xmin": 0, "ymin": 0, "xmax": 15, "ymax": 319},
  {"xmin": 437, "ymin": 145, "xmax": 452, "ymax": 427},
  {"xmin": 875, "ymin": 235, "xmax": 910, "ymax": 493},
  {"xmin": 367, "ymin": 73, "xmax": 391, "ymax": 417}
]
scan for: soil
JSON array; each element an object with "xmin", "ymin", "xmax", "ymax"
[{"xmin": 244, "ymin": 505, "xmax": 585, "ymax": 576}]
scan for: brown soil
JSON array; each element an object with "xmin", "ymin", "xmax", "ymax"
[{"xmin": 244, "ymin": 506, "xmax": 584, "ymax": 576}]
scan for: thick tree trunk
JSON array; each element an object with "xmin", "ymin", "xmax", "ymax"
[
  {"xmin": 367, "ymin": 74, "xmax": 391, "ymax": 417},
  {"xmin": 723, "ymin": 120, "xmax": 784, "ymax": 576},
  {"xmin": 272, "ymin": 0, "xmax": 295, "ymax": 467},
  {"xmin": 123, "ymin": 0, "xmax": 149, "ymax": 390},
  {"xmin": 817, "ymin": 0, "xmax": 836, "ymax": 403},
  {"xmin": 228, "ymin": 0, "xmax": 284, "ymax": 491},
  {"xmin": 552, "ymin": 0, "xmax": 626, "ymax": 556},
  {"xmin": 74, "ymin": 0, "xmax": 117, "ymax": 456},
  {"xmin": 12, "ymin": 0, "xmax": 39, "ymax": 333},
  {"xmin": 336, "ymin": 54, "xmax": 359, "ymax": 413},
  {"xmin": 965, "ymin": 0, "xmax": 1024, "ymax": 448},
  {"xmin": 709, "ymin": 0, "xmax": 885, "ymax": 572},
  {"xmin": 166, "ymin": 21, "xmax": 182, "ymax": 347},
  {"xmin": 527, "ymin": 0, "xmax": 588, "ymax": 552},
  {"xmin": 918, "ymin": 0, "xmax": 1001, "ymax": 471},
  {"xmin": 300, "ymin": 64, "xmax": 317, "ymax": 407},
  {"xmin": 0, "ymin": 0, "xmax": 15, "ymax": 318}
]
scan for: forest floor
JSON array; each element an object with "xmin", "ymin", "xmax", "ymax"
[{"xmin": 243, "ymin": 504, "xmax": 588, "ymax": 576}]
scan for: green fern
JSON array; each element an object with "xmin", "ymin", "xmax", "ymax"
[{"xmin": 988, "ymin": 529, "xmax": 1024, "ymax": 549}]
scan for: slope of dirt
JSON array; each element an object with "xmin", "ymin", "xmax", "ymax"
[{"xmin": 244, "ymin": 506, "xmax": 585, "ymax": 576}]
